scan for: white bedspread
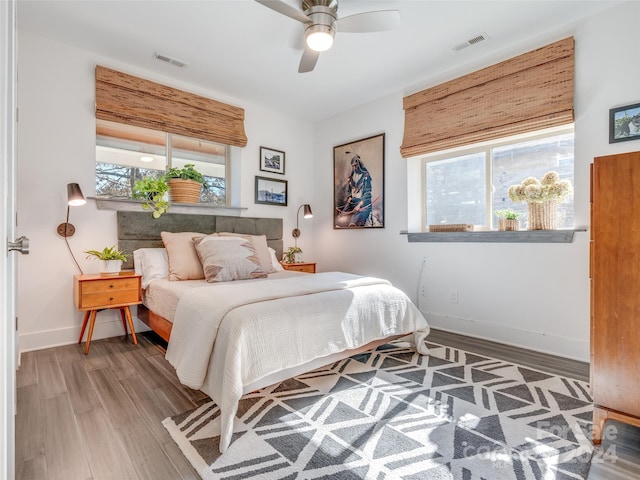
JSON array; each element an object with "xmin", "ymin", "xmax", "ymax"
[{"xmin": 165, "ymin": 271, "xmax": 430, "ymax": 453}]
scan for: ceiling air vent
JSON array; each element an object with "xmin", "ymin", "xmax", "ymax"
[
  {"xmin": 153, "ymin": 52, "xmax": 189, "ymax": 68},
  {"xmin": 452, "ymin": 32, "xmax": 489, "ymax": 52}
]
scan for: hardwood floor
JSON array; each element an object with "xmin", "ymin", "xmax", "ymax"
[{"xmin": 15, "ymin": 329, "xmax": 640, "ymax": 479}]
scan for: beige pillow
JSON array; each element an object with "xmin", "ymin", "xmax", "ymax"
[
  {"xmin": 218, "ymin": 232, "xmax": 274, "ymax": 273},
  {"xmin": 160, "ymin": 231, "xmax": 205, "ymax": 281},
  {"xmin": 194, "ymin": 235, "xmax": 267, "ymax": 282}
]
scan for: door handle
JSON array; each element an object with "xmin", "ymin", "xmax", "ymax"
[{"xmin": 7, "ymin": 236, "xmax": 29, "ymax": 254}]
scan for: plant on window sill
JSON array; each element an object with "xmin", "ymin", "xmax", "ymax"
[{"xmin": 132, "ymin": 177, "xmax": 170, "ymax": 218}]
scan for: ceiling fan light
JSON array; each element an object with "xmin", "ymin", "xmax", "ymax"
[{"xmin": 306, "ymin": 26, "xmax": 334, "ymax": 52}]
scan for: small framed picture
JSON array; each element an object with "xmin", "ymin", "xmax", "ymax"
[
  {"xmin": 255, "ymin": 176, "xmax": 287, "ymax": 206},
  {"xmin": 259, "ymin": 146, "xmax": 285, "ymax": 175},
  {"xmin": 610, "ymin": 102, "xmax": 640, "ymax": 143}
]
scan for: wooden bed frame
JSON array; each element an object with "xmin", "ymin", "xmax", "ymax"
[{"xmin": 117, "ymin": 211, "xmax": 284, "ymax": 341}]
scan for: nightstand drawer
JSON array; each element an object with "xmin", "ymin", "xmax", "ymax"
[
  {"xmin": 79, "ymin": 290, "xmax": 140, "ymax": 309},
  {"xmin": 281, "ymin": 262, "xmax": 316, "ymax": 273},
  {"xmin": 81, "ymin": 278, "xmax": 139, "ymax": 294}
]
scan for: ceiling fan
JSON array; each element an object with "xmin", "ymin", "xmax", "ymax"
[{"xmin": 255, "ymin": 0, "xmax": 401, "ymax": 73}]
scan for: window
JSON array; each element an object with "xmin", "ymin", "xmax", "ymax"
[
  {"xmin": 422, "ymin": 127, "xmax": 574, "ymax": 230},
  {"xmin": 96, "ymin": 119, "xmax": 230, "ymax": 205}
]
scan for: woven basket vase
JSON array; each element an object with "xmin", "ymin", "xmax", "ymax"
[
  {"xmin": 168, "ymin": 178, "xmax": 202, "ymax": 204},
  {"xmin": 527, "ymin": 201, "xmax": 558, "ymax": 230}
]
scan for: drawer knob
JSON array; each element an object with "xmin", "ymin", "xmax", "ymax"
[
  {"xmin": 109, "ymin": 284, "xmax": 115, "ymax": 288},
  {"xmin": 109, "ymin": 297, "xmax": 114, "ymax": 301}
]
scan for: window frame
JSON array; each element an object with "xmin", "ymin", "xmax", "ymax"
[
  {"xmin": 95, "ymin": 120, "xmax": 232, "ymax": 207},
  {"xmin": 419, "ymin": 125, "xmax": 575, "ymax": 232}
]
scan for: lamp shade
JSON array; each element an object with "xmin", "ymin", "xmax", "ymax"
[
  {"xmin": 303, "ymin": 204, "xmax": 313, "ymax": 218},
  {"xmin": 67, "ymin": 183, "xmax": 86, "ymax": 206}
]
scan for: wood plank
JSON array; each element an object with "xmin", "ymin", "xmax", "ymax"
[
  {"xmin": 87, "ymin": 367, "xmax": 140, "ymax": 428},
  {"xmin": 75, "ymin": 407, "xmax": 141, "ymax": 480},
  {"xmin": 115, "ymin": 420, "xmax": 184, "ymax": 480},
  {"xmin": 35, "ymin": 349, "xmax": 67, "ymax": 399},
  {"xmin": 16, "ymin": 350, "xmax": 37, "ymax": 388},
  {"xmin": 59, "ymin": 358, "xmax": 103, "ymax": 415},
  {"xmin": 42, "ymin": 394, "xmax": 92, "ymax": 480},
  {"xmin": 119, "ymin": 374, "xmax": 192, "ymax": 443},
  {"xmin": 16, "ymin": 456, "xmax": 48, "ymax": 480},
  {"xmin": 15, "ymin": 384, "xmax": 44, "ymax": 463}
]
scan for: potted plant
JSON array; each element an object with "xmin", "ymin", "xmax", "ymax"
[
  {"xmin": 494, "ymin": 209, "xmax": 521, "ymax": 231},
  {"xmin": 282, "ymin": 246, "xmax": 302, "ymax": 264},
  {"xmin": 133, "ymin": 176, "xmax": 170, "ymax": 218},
  {"xmin": 165, "ymin": 163, "xmax": 203, "ymax": 204},
  {"xmin": 85, "ymin": 245, "xmax": 129, "ymax": 275}
]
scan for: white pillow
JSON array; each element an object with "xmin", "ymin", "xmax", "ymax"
[
  {"xmin": 268, "ymin": 247, "xmax": 284, "ymax": 272},
  {"xmin": 133, "ymin": 248, "xmax": 169, "ymax": 288}
]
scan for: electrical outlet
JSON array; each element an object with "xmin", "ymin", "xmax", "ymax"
[
  {"xmin": 420, "ymin": 285, "xmax": 426, "ymax": 297},
  {"xmin": 449, "ymin": 289, "xmax": 458, "ymax": 304},
  {"xmin": 422, "ymin": 256, "xmax": 428, "ymax": 266}
]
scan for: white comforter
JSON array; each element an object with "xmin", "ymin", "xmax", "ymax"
[{"xmin": 165, "ymin": 271, "xmax": 430, "ymax": 453}]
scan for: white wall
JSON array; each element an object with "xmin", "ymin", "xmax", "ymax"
[
  {"xmin": 312, "ymin": 1, "xmax": 640, "ymax": 362},
  {"xmin": 16, "ymin": 32, "xmax": 314, "ymax": 351}
]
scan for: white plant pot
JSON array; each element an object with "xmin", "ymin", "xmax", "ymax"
[{"xmin": 100, "ymin": 259, "xmax": 122, "ymax": 276}]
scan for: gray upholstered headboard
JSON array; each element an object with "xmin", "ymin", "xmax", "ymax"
[{"xmin": 117, "ymin": 211, "xmax": 283, "ymax": 269}]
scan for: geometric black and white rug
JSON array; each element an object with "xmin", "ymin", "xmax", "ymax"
[{"xmin": 163, "ymin": 341, "xmax": 594, "ymax": 479}]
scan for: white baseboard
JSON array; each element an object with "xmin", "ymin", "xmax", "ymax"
[
  {"xmin": 424, "ymin": 312, "xmax": 589, "ymax": 363},
  {"xmin": 19, "ymin": 317, "xmax": 150, "ymax": 353}
]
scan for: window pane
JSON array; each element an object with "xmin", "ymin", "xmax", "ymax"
[
  {"xmin": 96, "ymin": 120, "xmax": 229, "ymax": 206},
  {"xmin": 492, "ymin": 132, "xmax": 574, "ymax": 228},
  {"xmin": 425, "ymin": 152, "xmax": 487, "ymax": 227}
]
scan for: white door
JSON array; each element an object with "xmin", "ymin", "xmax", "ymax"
[{"xmin": 1, "ymin": 1, "xmax": 21, "ymax": 479}]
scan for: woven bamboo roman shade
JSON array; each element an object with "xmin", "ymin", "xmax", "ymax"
[
  {"xmin": 400, "ymin": 37, "xmax": 574, "ymax": 158},
  {"xmin": 95, "ymin": 66, "xmax": 247, "ymax": 147}
]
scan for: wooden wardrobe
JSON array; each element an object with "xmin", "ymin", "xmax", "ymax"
[{"xmin": 591, "ymin": 151, "xmax": 640, "ymax": 444}]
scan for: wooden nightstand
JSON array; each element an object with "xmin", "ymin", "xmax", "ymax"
[
  {"xmin": 74, "ymin": 272, "xmax": 142, "ymax": 355},
  {"xmin": 280, "ymin": 262, "xmax": 316, "ymax": 273}
]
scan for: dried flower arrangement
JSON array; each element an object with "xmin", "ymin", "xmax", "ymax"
[{"xmin": 508, "ymin": 171, "xmax": 572, "ymax": 204}]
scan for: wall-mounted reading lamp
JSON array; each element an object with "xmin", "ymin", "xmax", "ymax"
[
  {"xmin": 292, "ymin": 204, "xmax": 313, "ymax": 248},
  {"xmin": 57, "ymin": 183, "xmax": 86, "ymax": 273},
  {"xmin": 57, "ymin": 183, "xmax": 86, "ymax": 237}
]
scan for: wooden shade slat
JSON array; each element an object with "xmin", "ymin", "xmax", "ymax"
[
  {"xmin": 401, "ymin": 37, "xmax": 574, "ymax": 158},
  {"xmin": 95, "ymin": 66, "xmax": 247, "ymax": 147}
]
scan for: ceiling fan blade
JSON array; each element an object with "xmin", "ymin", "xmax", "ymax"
[
  {"xmin": 254, "ymin": 0, "xmax": 311, "ymax": 24},
  {"xmin": 337, "ymin": 10, "xmax": 400, "ymax": 33},
  {"xmin": 298, "ymin": 46, "xmax": 320, "ymax": 73}
]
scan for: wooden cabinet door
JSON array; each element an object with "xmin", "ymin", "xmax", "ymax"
[{"xmin": 592, "ymin": 152, "xmax": 640, "ymax": 417}]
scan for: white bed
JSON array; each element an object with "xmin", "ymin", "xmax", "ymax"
[{"xmin": 124, "ymin": 213, "xmax": 430, "ymax": 453}]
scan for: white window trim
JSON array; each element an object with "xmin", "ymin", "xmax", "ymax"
[{"xmin": 408, "ymin": 124, "xmax": 574, "ymax": 232}]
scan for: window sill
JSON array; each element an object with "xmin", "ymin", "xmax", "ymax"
[
  {"xmin": 402, "ymin": 229, "xmax": 587, "ymax": 243},
  {"xmin": 91, "ymin": 197, "xmax": 246, "ymax": 216}
]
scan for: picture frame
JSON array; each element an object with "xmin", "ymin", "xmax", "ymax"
[
  {"xmin": 259, "ymin": 146, "xmax": 286, "ymax": 174},
  {"xmin": 609, "ymin": 102, "xmax": 640, "ymax": 143},
  {"xmin": 333, "ymin": 133, "xmax": 385, "ymax": 229},
  {"xmin": 255, "ymin": 176, "xmax": 288, "ymax": 206}
]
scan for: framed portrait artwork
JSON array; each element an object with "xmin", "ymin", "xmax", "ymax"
[
  {"xmin": 255, "ymin": 176, "xmax": 288, "ymax": 206},
  {"xmin": 333, "ymin": 133, "xmax": 385, "ymax": 229},
  {"xmin": 610, "ymin": 102, "xmax": 640, "ymax": 143},
  {"xmin": 259, "ymin": 146, "xmax": 285, "ymax": 174}
]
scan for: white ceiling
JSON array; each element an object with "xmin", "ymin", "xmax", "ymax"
[{"xmin": 17, "ymin": 0, "xmax": 621, "ymax": 122}]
